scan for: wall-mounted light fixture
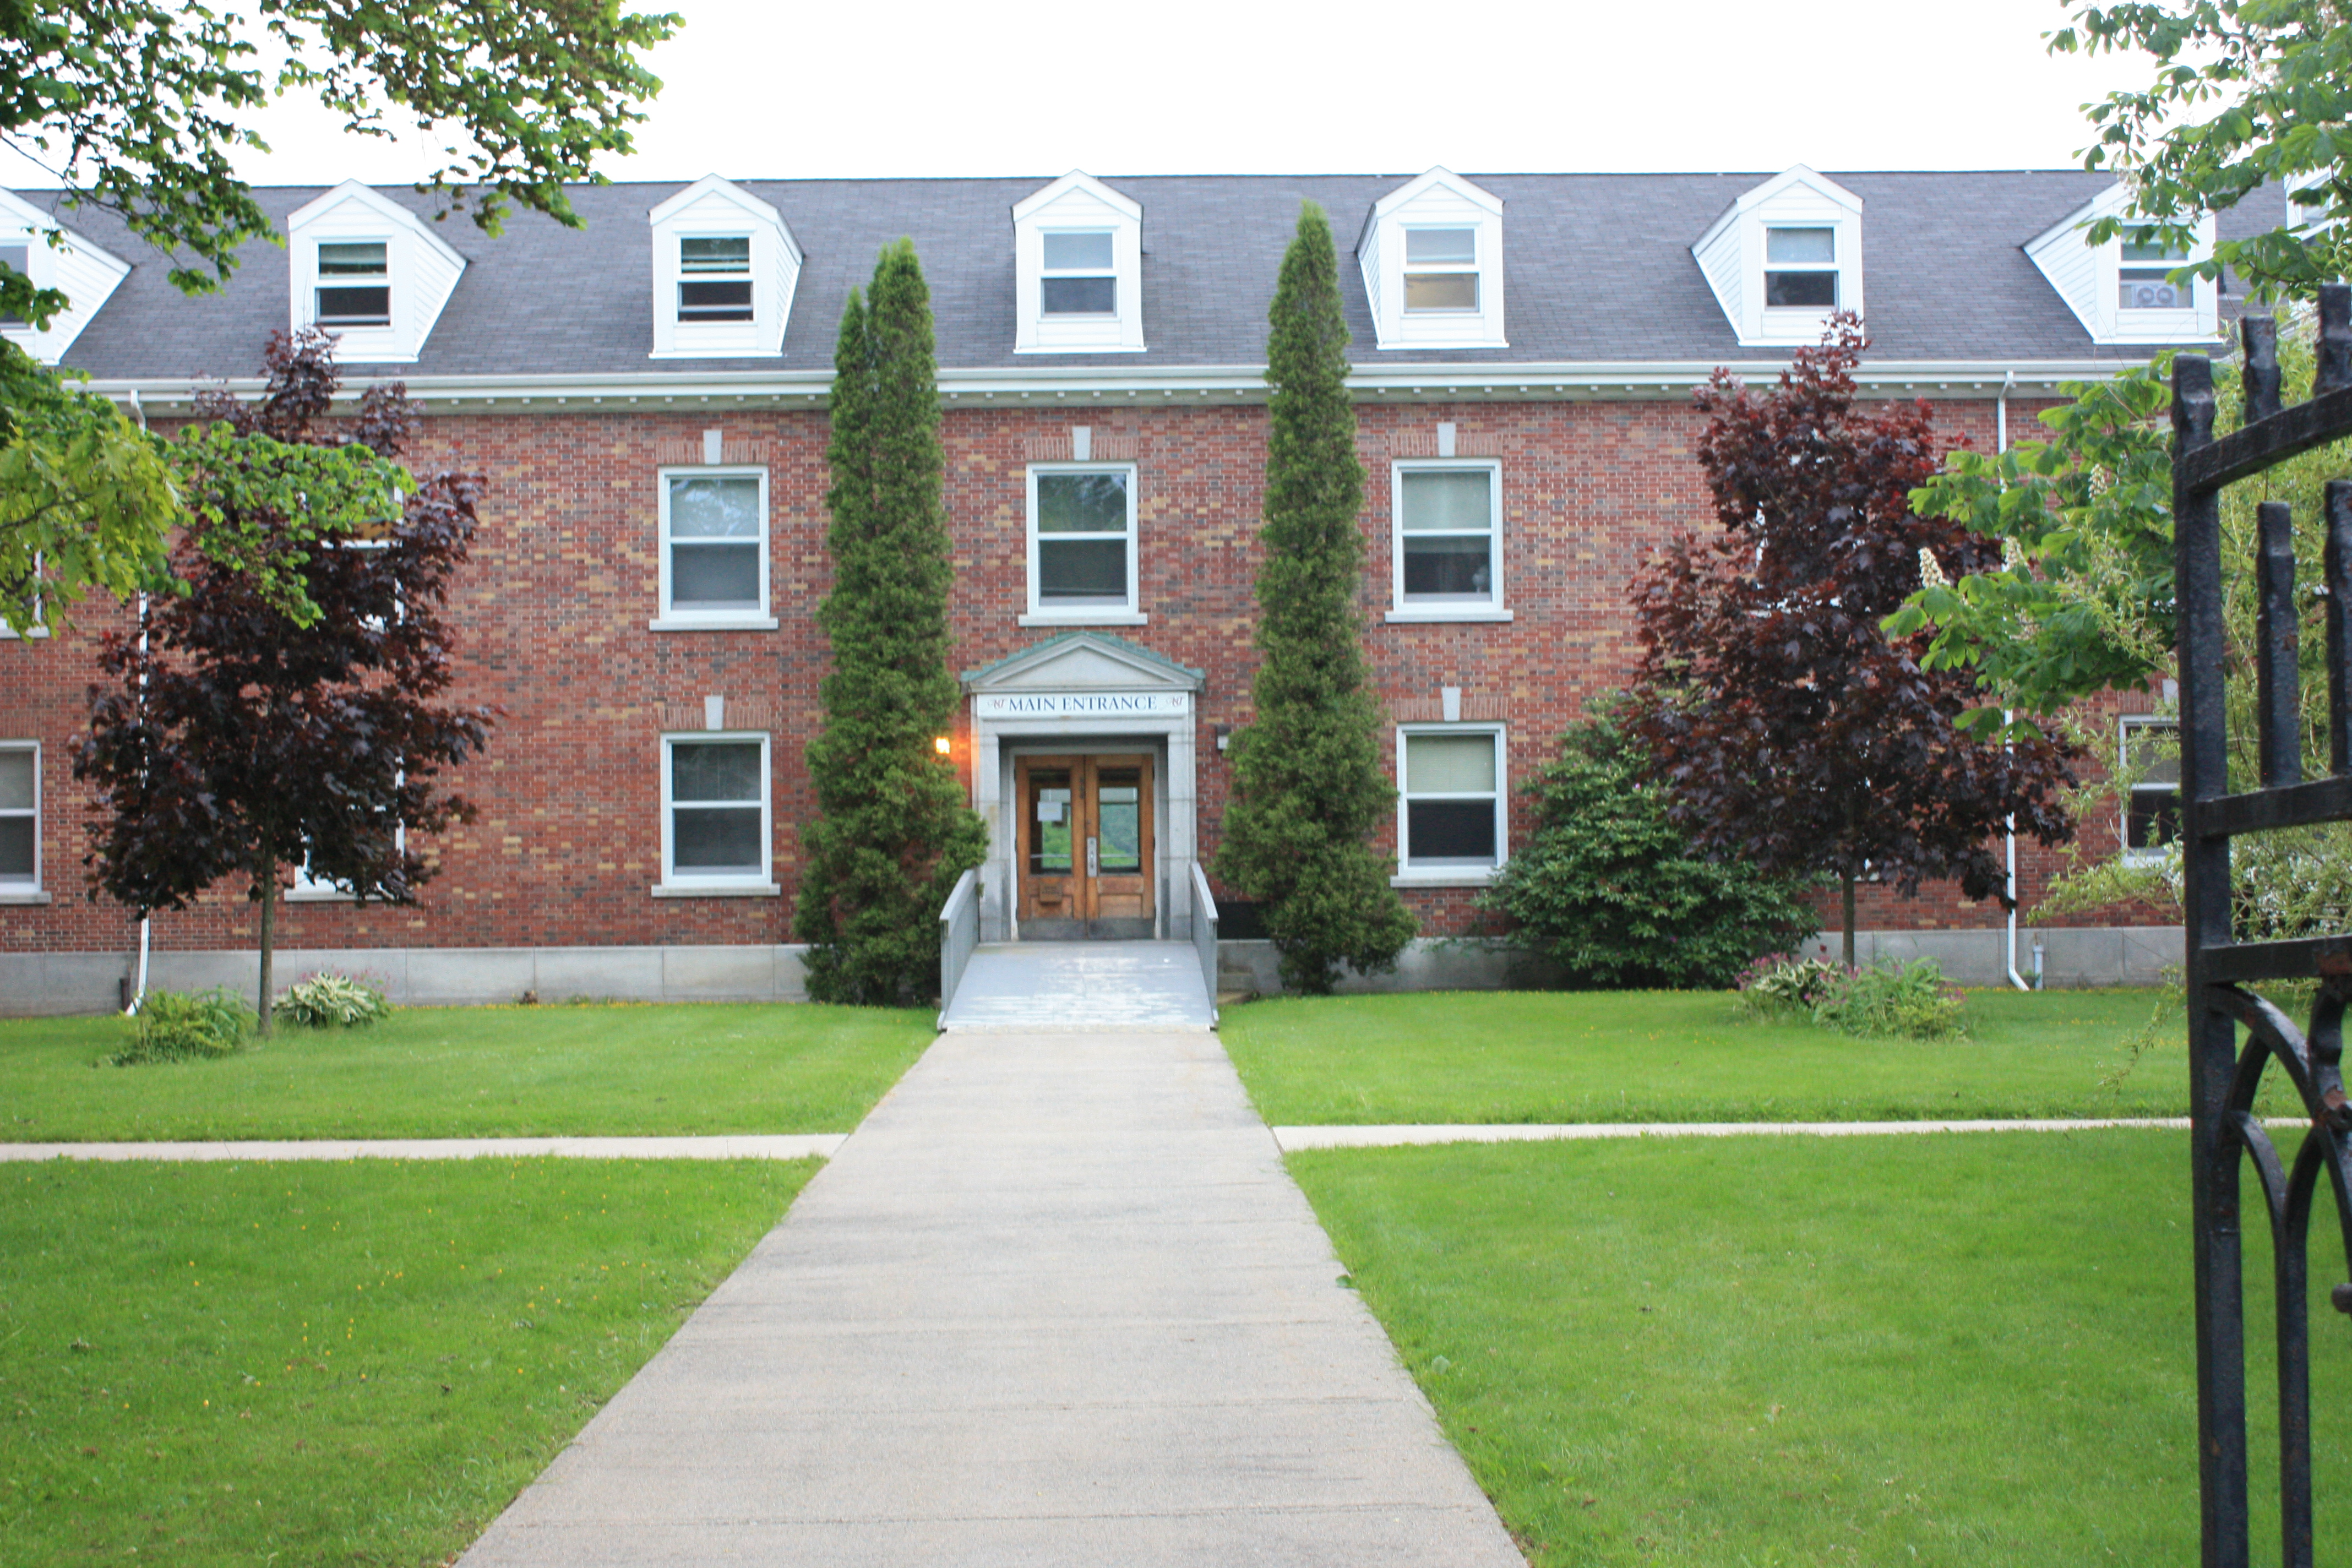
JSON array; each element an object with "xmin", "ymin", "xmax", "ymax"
[
  {"xmin": 1213, "ymin": 723, "xmax": 1231, "ymax": 753},
  {"xmin": 933, "ymin": 736, "xmax": 952, "ymax": 756}
]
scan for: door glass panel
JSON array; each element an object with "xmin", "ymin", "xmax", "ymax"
[
  {"xmin": 1096, "ymin": 770, "xmax": 1142, "ymax": 873},
  {"xmin": 1028, "ymin": 771, "xmax": 1072, "ymax": 874}
]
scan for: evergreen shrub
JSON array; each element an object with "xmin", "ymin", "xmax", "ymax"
[
  {"xmin": 113, "ymin": 988, "xmax": 252, "ymax": 1064},
  {"xmin": 1480, "ymin": 706, "xmax": 1816, "ymax": 988}
]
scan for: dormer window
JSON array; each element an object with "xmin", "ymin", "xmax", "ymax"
[
  {"xmin": 1403, "ymin": 228, "xmax": 1479, "ymax": 312},
  {"xmin": 2119, "ymin": 236, "xmax": 2191, "ymax": 311},
  {"xmin": 315, "ymin": 241, "xmax": 391, "ymax": 326},
  {"xmin": 0, "ymin": 243, "xmax": 25, "ymax": 326},
  {"xmin": 1763, "ymin": 227, "xmax": 1837, "ymax": 307},
  {"xmin": 0, "ymin": 189, "xmax": 130, "ymax": 363},
  {"xmin": 647, "ymin": 176, "xmax": 800, "ymax": 360},
  {"xmin": 1014, "ymin": 173, "xmax": 1145, "ymax": 354},
  {"xmin": 1358, "ymin": 169, "xmax": 1506, "ymax": 351},
  {"xmin": 678, "ymin": 235, "xmax": 754, "ymax": 322},
  {"xmin": 1041, "ymin": 232, "xmax": 1117, "ymax": 315}
]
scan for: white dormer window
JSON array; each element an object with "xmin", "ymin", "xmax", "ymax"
[
  {"xmin": 2025, "ymin": 182, "xmax": 2217, "ymax": 345},
  {"xmin": 649, "ymin": 176, "xmax": 801, "ymax": 360},
  {"xmin": 1359, "ymin": 169, "xmax": 1506, "ymax": 351},
  {"xmin": 287, "ymin": 181, "xmax": 465, "ymax": 364},
  {"xmin": 1041, "ymin": 231, "xmax": 1117, "ymax": 315},
  {"xmin": 1014, "ymin": 172, "xmax": 1145, "ymax": 354},
  {"xmin": 0, "ymin": 189, "xmax": 129, "ymax": 364},
  {"xmin": 1691, "ymin": 167, "xmax": 1863, "ymax": 346}
]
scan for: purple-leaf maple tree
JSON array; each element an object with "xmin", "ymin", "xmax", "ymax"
[
  {"xmin": 75, "ymin": 331, "xmax": 495, "ymax": 1033},
  {"xmin": 1627, "ymin": 315, "xmax": 2082, "ymax": 966}
]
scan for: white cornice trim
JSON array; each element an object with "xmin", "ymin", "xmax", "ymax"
[{"xmin": 84, "ymin": 357, "xmax": 2159, "ymax": 413}]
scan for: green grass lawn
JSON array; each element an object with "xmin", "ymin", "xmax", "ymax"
[
  {"xmin": 1224, "ymin": 988, "xmax": 2217, "ymax": 1125},
  {"xmin": 0, "ymin": 1003, "xmax": 937, "ymax": 1142},
  {"xmin": 1292, "ymin": 1130, "xmax": 2344, "ymax": 1566},
  {"xmin": 0, "ymin": 1155, "xmax": 814, "ymax": 1566}
]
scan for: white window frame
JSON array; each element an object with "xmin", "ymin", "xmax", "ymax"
[
  {"xmin": 312, "ymin": 238, "xmax": 393, "ymax": 328},
  {"xmin": 1401, "ymin": 225, "xmax": 1480, "ymax": 314},
  {"xmin": 1387, "ymin": 459, "xmax": 1511, "ymax": 623},
  {"xmin": 1392, "ymin": 723, "xmax": 1508, "ymax": 887},
  {"xmin": 0, "ymin": 739, "xmax": 42, "ymax": 902},
  {"xmin": 2119, "ymin": 715, "xmax": 2181, "ymax": 866},
  {"xmin": 651, "ymin": 465, "xmax": 777, "ymax": 631},
  {"xmin": 674, "ymin": 232, "xmax": 755, "ymax": 323},
  {"xmin": 1039, "ymin": 229, "xmax": 1118, "ymax": 318},
  {"xmin": 290, "ymin": 535, "xmax": 400, "ymax": 899},
  {"xmin": 655, "ymin": 731, "xmax": 777, "ymax": 897},
  {"xmin": 1021, "ymin": 461, "xmax": 1145, "ymax": 627},
  {"xmin": 1762, "ymin": 225, "xmax": 1839, "ymax": 312}
]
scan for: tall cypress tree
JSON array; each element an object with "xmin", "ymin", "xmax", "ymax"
[
  {"xmin": 1216, "ymin": 203, "xmax": 1415, "ymax": 993},
  {"xmin": 797, "ymin": 240, "xmax": 986, "ymax": 1005}
]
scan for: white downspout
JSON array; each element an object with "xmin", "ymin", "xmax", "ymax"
[
  {"xmin": 1997, "ymin": 371, "xmax": 2031, "ymax": 992},
  {"xmin": 123, "ymin": 389, "xmax": 151, "ymax": 1015}
]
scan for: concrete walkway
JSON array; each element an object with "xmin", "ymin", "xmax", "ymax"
[
  {"xmin": 940, "ymin": 941, "xmax": 1216, "ymax": 1032},
  {"xmin": 458, "ymin": 1027, "xmax": 1523, "ymax": 1567}
]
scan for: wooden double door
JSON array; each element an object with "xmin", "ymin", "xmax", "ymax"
[{"xmin": 1015, "ymin": 753, "xmax": 1156, "ymax": 939}]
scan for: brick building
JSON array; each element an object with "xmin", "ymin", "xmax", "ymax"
[{"xmin": 0, "ymin": 166, "xmax": 2229, "ymax": 1007}]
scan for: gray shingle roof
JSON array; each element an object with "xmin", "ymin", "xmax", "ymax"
[{"xmin": 36, "ymin": 170, "xmax": 2264, "ymax": 381}]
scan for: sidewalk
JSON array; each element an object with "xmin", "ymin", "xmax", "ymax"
[{"xmin": 456, "ymin": 1027, "xmax": 1524, "ymax": 1566}]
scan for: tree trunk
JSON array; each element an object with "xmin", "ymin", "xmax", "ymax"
[
  {"xmin": 255, "ymin": 855, "xmax": 275, "ymax": 1037},
  {"xmin": 1841, "ymin": 872, "xmax": 1857, "ymax": 970}
]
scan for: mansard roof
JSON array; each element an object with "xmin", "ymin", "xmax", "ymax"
[{"xmin": 29, "ymin": 170, "xmax": 2271, "ymax": 384}]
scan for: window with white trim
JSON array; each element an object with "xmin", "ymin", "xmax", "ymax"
[
  {"xmin": 1397, "ymin": 725, "xmax": 1506, "ymax": 881},
  {"xmin": 0, "ymin": 741, "xmax": 37, "ymax": 893},
  {"xmin": 1025, "ymin": 464, "xmax": 1141, "ymax": 624},
  {"xmin": 655, "ymin": 467, "xmax": 773, "ymax": 629},
  {"xmin": 1403, "ymin": 227, "xmax": 1479, "ymax": 312},
  {"xmin": 2120, "ymin": 716, "xmax": 2180, "ymax": 862},
  {"xmin": 1392, "ymin": 460, "xmax": 1502, "ymax": 615},
  {"xmin": 678, "ymin": 235, "xmax": 754, "ymax": 322},
  {"xmin": 660, "ymin": 733, "xmax": 774, "ymax": 892},
  {"xmin": 1764, "ymin": 226, "xmax": 1838, "ymax": 308},
  {"xmin": 1041, "ymin": 232, "xmax": 1117, "ymax": 316},
  {"xmin": 2118, "ymin": 235, "xmax": 2192, "ymax": 312},
  {"xmin": 314, "ymin": 240, "xmax": 392, "ymax": 327}
]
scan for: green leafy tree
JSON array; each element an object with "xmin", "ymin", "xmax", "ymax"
[
  {"xmin": 1216, "ymin": 203, "xmax": 1415, "ymax": 994},
  {"xmin": 797, "ymin": 241, "xmax": 986, "ymax": 1006},
  {"xmin": 0, "ymin": 0, "xmax": 677, "ymax": 628},
  {"xmin": 1481, "ymin": 702, "xmax": 1819, "ymax": 989},
  {"xmin": 2054, "ymin": 1, "xmax": 2352, "ymax": 298}
]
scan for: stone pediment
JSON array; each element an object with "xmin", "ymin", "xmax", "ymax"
[{"xmin": 962, "ymin": 632, "xmax": 1204, "ymax": 695}]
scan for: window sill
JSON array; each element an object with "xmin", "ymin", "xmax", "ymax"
[
  {"xmin": 648, "ymin": 615, "xmax": 781, "ymax": 633},
  {"xmin": 0, "ymin": 625, "xmax": 50, "ymax": 640},
  {"xmin": 0, "ymin": 889, "xmax": 51, "ymax": 905},
  {"xmin": 1019, "ymin": 611, "xmax": 1148, "ymax": 627},
  {"xmin": 650, "ymin": 881, "xmax": 781, "ymax": 899},
  {"xmin": 1385, "ymin": 608, "xmax": 1513, "ymax": 624},
  {"xmin": 1391, "ymin": 868, "xmax": 1501, "ymax": 889},
  {"xmin": 285, "ymin": 888, "xmax": 356, "ymax": 903}
]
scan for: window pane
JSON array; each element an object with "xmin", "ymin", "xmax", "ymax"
[
  {"xmin": 2122, "ymin": 237, "xmax": 2190, "ymax": 262},
  {"xmin": 1406, "ymin": 227, "xmax": 1476, "ymax": 264},
  {"xmin": 1037, "ymin": 472, "xmax": 1129, "ymax": 533},
  {"xmin": 673, "ymin": 807, "xmax": 762, "ymax": 871},
  {"xmin": 670, "ymin": 543, "xmax": 759, "ymax": 607},
  {"xmin": 0, "ymin": 750, "xmax": 30, "ymax": 810},
  {"xmin": 672, "ymin": 742, "xmax": 761, "ymax": 803},
  {"xmin": 1098, "ymin": 771, "xmax": 1142, "ymax": 872},
  {"xmin": 1765, "ymin": 271, "xmax": 1837, "ymax": 308},
  {"xmin": 0, "ymin": 245, "xmax": 25, "ymax": 325},
  {"xmin": 1043, "ymin": 232, "xmax": 1114, "ymax": 270},
  {"xmin": 1407, "ymin": 733, "xmax": 1496, "ymax": 793},
  {"xmin": 680, "ymin": 236, "xmax": 751, "ymax": 274},
  {"xmin": 1766, "ymin": 227, "xmax": 1835, "ymax": 264},
  {"xmin": 1400, "ymin": 470, "xmax": 1492, "ymax": 532},
  {"xmin": 2124, "ymin": 722, "xmax": 2180, "ymax": 785},
  {"xmin": 668, "ymin": 476, "xmax": 763, "ymax": 538},
  {"xmin": 0, "ymin": 817, "xmax": 30, "ymax": 880},
  {"xmin": 2127, "ymin": 788, "xmax": 2181, "ymax": 851},
  {"xmin": 318, "ymin": 242, "xmax": 388, "ymax": 276},
  {"xmin": 1029, "ymin": 773, "xmax": 1072, "ymax": 874},
  {"xmin": 1403, "ymin": 536, "xmax": 1493, "ymax": 597},
  {"xmin": 1407, "ymin": 799, "xmax": 1495, "ymax": 862},
  {"xmin": 1042, "ymin": 276, "xmax": 1117, "ymax": 314},
  {"xmin": 315, "ymin": 286, "xmax": 391, "ymax": 324},
  {"xmin": 678, "ymin": 280, "xmax": 754, "ymax": 320},
  {"xmin": 2120, "ymin": 269, "xmax": 2190, "ymax": 309},
  {"xmin": 1404, "ymin": 273, "xmax": 1478, "ymax": 311},
  {"xmin": 1038, "ymin": 538, "xmax": 1128, "ymax": 600}
]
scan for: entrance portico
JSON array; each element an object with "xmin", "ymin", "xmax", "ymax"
[{"xmin": 962, "ymin": 633, "xmax": 1205, "ymax": 943}]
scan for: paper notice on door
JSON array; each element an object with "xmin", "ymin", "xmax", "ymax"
[{"xmin": 1037, "ymin": 801, "xmax": 1064, "ymax": 823}]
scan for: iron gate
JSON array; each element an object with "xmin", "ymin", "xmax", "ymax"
[{"xmin": 2174, "ymin": 286, "xmax": 2352, "ymax": 1567}]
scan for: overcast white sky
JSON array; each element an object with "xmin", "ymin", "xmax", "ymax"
[{"xmin": 1, "ymin": 0, "xmax": 2158, "ymax": 192}]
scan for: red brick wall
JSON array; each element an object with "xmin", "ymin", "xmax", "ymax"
[{"xmin": 0, "ymin": 393, "xmax": 2166, "ymax": 956}]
